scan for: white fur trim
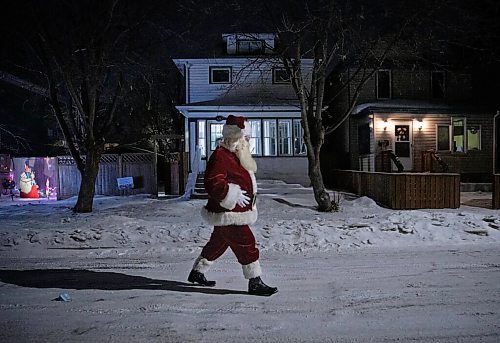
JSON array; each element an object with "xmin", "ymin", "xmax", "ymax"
[
  {"xmin": 242, "ymin": 260, "xmax": 262, "ymax": 279},
  {"xmin": 222, "ymin": 124, "xmax": 244, "ymax": 139},
  {"xmin": 192, "ymin": 255, "xmax": 213, "ymax": 273},
  {"xmin": 201, "ymin": 207, "xmax": 258, "ymax": 226},
  {"xmin": 220, "ymin": 183, "xmax": 241, "ymax": 210}
]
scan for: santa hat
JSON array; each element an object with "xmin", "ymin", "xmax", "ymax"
[{"xmin": 222, "ymin": 115, "xmax": 250, "ymax": 139}]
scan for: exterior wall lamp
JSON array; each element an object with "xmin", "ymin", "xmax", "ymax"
[
  {"xmin": 383, "ymin": 120, "xmax": 388, "ymax": 131},
  {"xmin": 417, "ymin": 120, "xmax": 424, "ymax": 131}
]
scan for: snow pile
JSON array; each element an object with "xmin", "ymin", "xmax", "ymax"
[{"xmin": 0, "ymin": 180, "xmax": 499, "ymax": 258}]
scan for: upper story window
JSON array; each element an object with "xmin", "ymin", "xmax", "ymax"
[
  {"xmin": 209, "ymin": 66, "xmax": 232, "ymax": 84},
  {"xmin": 376, "ymin": 69, "xmax": 391, "ymax": 99},
  {"xmin": 431, "ymin": 71, "xmax": 445, "ymax": 99},
  {"xmin": 272, "ymin": 68, "xmax": 291, "ymax": 84},
  {"xmin": 236, "ymin": 40, "xmax": 265, "ymax": 55}
]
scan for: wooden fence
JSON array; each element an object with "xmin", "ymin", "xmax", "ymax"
[
  {"xmin": 57, "ymin": 153, "xmax": 156, "ymax": 199},
  {"xmin": 331, "ymin": 170, "xmax": 460, "ymax": 209},
  {"xmin": 494, "ymin": 174, "xmax": 500, "ymax": 209}
]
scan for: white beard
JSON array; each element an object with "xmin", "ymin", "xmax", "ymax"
[{"xmin": 235, "ymin": 137, "xmax": 257, "ymax": 172}]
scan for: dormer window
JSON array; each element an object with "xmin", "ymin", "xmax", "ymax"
[
  {"xmin": 236, "ymin": 40, "xmax": 264, "ymax": 55},
  {"xmin": 209, "ymin": 66, "xmax": 232, "ymax": 84},
  {"xmin": 273, "ymin": 68, "xmax": 291, "ymax": 84}
]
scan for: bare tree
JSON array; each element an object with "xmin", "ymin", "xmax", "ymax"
[
  {"xmin": 0, "ymin": 0, "xmax": 179, "ymax": 212},
  {"xmin": 266, "ymin": 0, "xmax": 441, "ymax": 211}
]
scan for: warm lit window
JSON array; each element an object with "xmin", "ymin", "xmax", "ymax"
[
  {"xmin": 247, "ymin": 120, "xmax": 262, "ymax": 155},
  {"xmin": 263, "ymin": 120, "xmax": 277, "ymax": 156},
  {"xmin": 452, "ymin": 117, "xmax": 465, "ymax": 152},
  {"xmin": 209, "ymin": 67, "xmax": 232, "ymax": 84},
  {"xmin": 376, "ymin": 69, "xmax": 391, "ymax": 99},
  {"xmin": 431, "ymin": 71, "xmax": 445, "ymax": 98},
  {"xmin": 272, "ymin": 68, "xmax": 291, "ymax": 84},
  {"xmin": 467, "ymin": 125, "xmax": 481, "ymax": 151},
  {"xmin": 236, "ymin": 40, "xmax": 264, "ymax": 54}
]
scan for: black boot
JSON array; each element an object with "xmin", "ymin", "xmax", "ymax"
[
  {"xmin": 188, "ymin": 270, "xmax": 216, "ymax": 287},
  {"xmin": 248, "ymin": 276, "xmax": 278, "ymax": 296}
]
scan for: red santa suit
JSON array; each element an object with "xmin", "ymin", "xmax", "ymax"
[{"xmin": 192, "ymin": 116, "xmax": 262, "ymax": 280}]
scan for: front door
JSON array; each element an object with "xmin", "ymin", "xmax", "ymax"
[{"xmin": 393, "ymin": 122, "xmax": 413, "ymax": 171}]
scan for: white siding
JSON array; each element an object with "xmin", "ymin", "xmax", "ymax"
[{"xmin": 175, "ymin": 58, "xmax": 313, "ymax": 104}]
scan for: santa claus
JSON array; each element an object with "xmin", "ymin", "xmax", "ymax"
[{"xmin": 188, "ymin": 115, "xmax": 277, "ymax": 296}]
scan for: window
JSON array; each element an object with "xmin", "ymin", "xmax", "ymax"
[
  {"xmin": 209, "ymin": 67, "xmax": 232, "ymax": 84},
  {"xmin": 263, "ymin": 119, "xmax": 277, "ymax": 156},
  {"xmin": 278, "ymin": 119, "xmax": 293, "ymax": 155},
  {"xmin": 293, "ymin": 120, "xmax": 306, "ymax": 155},
  {"xmin": 437, "ymin": 125, "xmax": 451, "ymax": 151},
  {"xmin": 467, "ymin": 125, "xmax": 481, "ymax": 151},
  {"xmin": 376, "ymin": 69, "xmax": 391, "ymax": 99},
  {"xmin": 236, "ymin": 40, "xmax": 264, "ymax": 54},
  {"xmin": 209, "ymin": 123, "xmax": 224, "ymax": 151},
  {"xmin": 197, "ymin": 120, "xmax": 206, "ymax": 157},
  {"xmin": 273, "ymin": 68, "xmax": 291, "ymax": 84},
  {"xmin": 247, "ymin": 120, "xmax": 262, "ymax": 155},
  {"xmin": 452, "ymin": 117, "xmax": 465, "ymax": 152},
  {"xmin": 431, "ymin": 71, "xmax": 445, "ymax": 99}
]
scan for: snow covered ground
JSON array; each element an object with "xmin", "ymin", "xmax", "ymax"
[{"xmin": 0, "ymin": 180, "xmax": 499, "ymax": 342}]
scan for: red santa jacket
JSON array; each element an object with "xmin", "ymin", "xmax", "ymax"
[{"xmin": 201, "ymin": 146, "xmax": 258, "ymax": 226}]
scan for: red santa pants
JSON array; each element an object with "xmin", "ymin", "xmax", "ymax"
[{"xmin": 201, "ymin": 225, "xmax": 259, "ymax": 265}]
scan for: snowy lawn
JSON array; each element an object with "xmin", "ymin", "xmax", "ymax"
[{"xmin": 0, "ymin": 180, "xmax": 499, "ymax": 342}]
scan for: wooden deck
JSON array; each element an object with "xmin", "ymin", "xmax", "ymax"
[{"xmin": 331, "ymin": 170, "xmax": 460, "ymax": 209}]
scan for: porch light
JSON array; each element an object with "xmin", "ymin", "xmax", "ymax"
[
  {"xmin": 383, "ymin": 120, "xmax": 388, "ymax": 131},
  {"xmin": 417, "ymin": 120, "xmax": 424, "ymax": 131}
]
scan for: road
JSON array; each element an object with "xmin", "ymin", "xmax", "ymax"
[{"xmin": 0, "ymin": 244, "xmax": 499, "ymax": 342}]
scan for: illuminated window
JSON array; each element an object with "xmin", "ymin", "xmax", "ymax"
[
  {"xmin": 467, "ymin": 125, "xmax": 481, "ymax": 151},
  {"xmin": 209, "ymin": 67, "xmax": 232, "ymax": 84},
  {"xmin": 209, "ymin": 123, "xmax": 224, "ymax": 151},
  {"xmin": 197, "ymin": 120, "xmax": 206, "ymax": 157},
  {"xmin": 452, "ymin": 117, "xmax": 465, "ymax": 152},
  {"xmin": 263, "ymin": 120, "xmax": 277, "ymax": 156},
  {"xmin": 247, "ymin": 120, "xmax": 262, "ymax": 155},
  {"xmin": 293, "ymin": 120, "xmax": 306, "ymax": 155},
  {"xmin": 278, "ymin": 119, "xmax": 293, "ymax": 156}
]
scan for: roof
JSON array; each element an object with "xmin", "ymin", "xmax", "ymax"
[{"xmin": 352, "ymin": 99, "xmax": 493, "ymax": 115}]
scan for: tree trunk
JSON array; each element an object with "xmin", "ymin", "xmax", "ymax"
[
  {"xmin": 73, "ymin": 149, "xmax": 102, "ymax": 213},
  {"xmin": 308, "ymin": 149, "xmax": 332, "ymax": 212}
]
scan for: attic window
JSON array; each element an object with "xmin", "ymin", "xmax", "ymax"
[
  {"xmin": 236, "ymin": 40, "xmax": 264, "ymax": 54},
  {"xmin": 209, "ymin": 66, "xmax": 232, "ymax": 84},
  {"xmin": 273, "ymin": 68, "xmax": 291, "ymax": 84}
]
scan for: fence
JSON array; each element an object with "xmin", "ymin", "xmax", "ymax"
[
  {"xmin": 494, "ymin": 174, "xmax": 500, "ymax": 209},
  {"xmin": 57, "ymin": 153, "xmax": 155, "ymax": 199},
  {"xmin": 331, "ymin": 170, "xmax": 460, "ymax": 209}
]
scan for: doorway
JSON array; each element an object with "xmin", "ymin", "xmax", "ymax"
[{"xmin": 392, "ymin": 122, "xmax": 413, "ymax": 171}]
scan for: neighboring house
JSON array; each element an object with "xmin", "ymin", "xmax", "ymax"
[
  {"xmin": 174, "ymin": 33, "xmax": 313, "ymax": 185},
  {"xmin": 324, "ymin": 66, "xmax": 495, "ymax": 184}
]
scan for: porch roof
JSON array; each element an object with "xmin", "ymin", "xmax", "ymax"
[{"xmin": 352, "ymin": 100, "xmax": 471, "ymax": 115}]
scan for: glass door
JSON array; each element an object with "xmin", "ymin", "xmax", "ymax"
[{"xmin": 393, "ymin": 122, "xmax": 413, "ymax": 171}]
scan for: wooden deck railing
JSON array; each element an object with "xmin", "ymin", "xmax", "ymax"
[
  {"xmin": 494, "ymin": 174, "xmax": 500, "ymax": 209},
  {"xmin": 331, "ymin": 170, "xmax": 460, "ymax": 209}
]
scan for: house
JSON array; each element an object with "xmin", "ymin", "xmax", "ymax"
[
  {"xmin": 324, "ymin": 65, "xmax": 496, "ymax": 187},
  {"xmin": 174, "ymin": 33, "xmax": 313, "ymax": 185}
]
